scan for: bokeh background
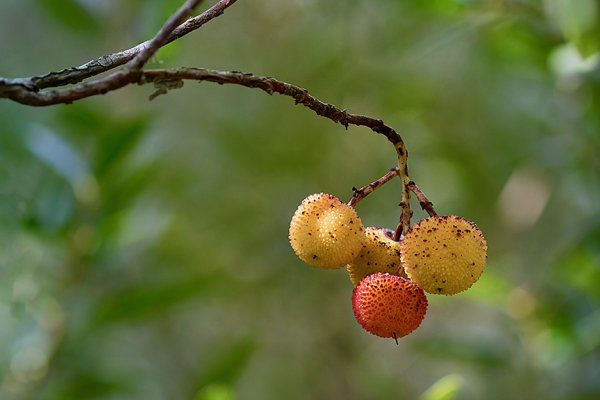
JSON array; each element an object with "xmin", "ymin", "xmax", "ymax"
[{"xmin": 1, "ymin": 0, "xmax": 599, "ymax": 399}]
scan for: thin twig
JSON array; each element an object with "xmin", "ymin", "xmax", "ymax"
[
  {"xmin": 128, "ymin": 0, "xmax": 203, "ymax": 71},
  {"xmin": 0, "ymin": 2, "xmax": 207, "ymax": 106},
  {"xmin": 0, "ymin": 0, "xmax": 237, "ymax": 92},
  {"xmin": 348, "ymin": 167, "xmax": 400, "ymax": 207},
  {"xmin": 407, "ymin": 181, "xmax": 437, "ymax": 217},
  {"xmin": 392, "ymin": 219, "xmax": 404, "ymax": 241}
]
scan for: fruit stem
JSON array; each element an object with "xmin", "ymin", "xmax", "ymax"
[
  {"xmin": 346, "ymin": 129, "xmax": 436, "ymax": 241},
  {"xmin": 392, "ymin": 138, "xmax": 412, "ymax": 241},
  {"xmin": 407, "ymin": 181, "xmax": 437, "ymax": 217},
  {"xmin": 348, "ymin": 167, "xmax": 400, "ymax": 207}
]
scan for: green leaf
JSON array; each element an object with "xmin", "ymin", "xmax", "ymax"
[
  {"xmin": 193, "ymin": 337, "xmax": 257, "ymax": 392},
  {"xmin": 420, "ymin": 374, "xmax": 463, "ymax": 400},
  {"xmin": 89, "ymin": 275, "xmax": 227, "ymax": 328},
  {"xmin": 25, "ymin": 124, "xmax": 91, "ymax": 188},
  {"xmin": 414, "ymin": 337, "xmax": 510, "ymax": 367},
  {"xmin": 194, "ymin": 383, "xmax": 236, "ymax": 400},
  {"xmin": 35, "ymin": 0, "xmax": 99, "ymax": 33},
  {"xmin": 41, "ymin": 370, "xmax": 130, "ymax": 400},
  {"xmin": 93, "ymin": 116, "xmax": 150, "ymax": 178},
  {"xmin": 100, "ymin": 163, "xmax": 160, "ymax": 214},
  {"xmin": 55, "ymin": 104, "xmax": 152, "ymax": 189},
  {"xmin": 547, "ymin": 0, "xmax": 599, "ymax": 57}
]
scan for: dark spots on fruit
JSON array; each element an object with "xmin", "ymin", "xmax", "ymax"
[
  {"xmin": 308, "ymin": 232, "xmax": 312, "ymax": 236},
  {"xmin": 313, "ymin": 255, "xmax": 318, "ymax": 259},
  {"xmin": 437, "ymin": 288, "xmax": 443, "ymax": 293}
]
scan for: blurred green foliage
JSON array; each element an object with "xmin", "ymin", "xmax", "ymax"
[{"xmin": 1, "ymin": 0, "xmax": 599, "ymax": 399}]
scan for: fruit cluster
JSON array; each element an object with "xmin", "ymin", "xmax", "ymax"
[{"xmin": 289, "ymin": 193, "xmax": 487, "ymax": 340}]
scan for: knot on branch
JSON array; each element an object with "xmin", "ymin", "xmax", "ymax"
[
  {"xmin": 293, "ymin": 89, "xmax": 310, "ymax": 105},
  {"xmin": 334, "ymin": 109, "xmax": 350, "ymax": 129},
  {"xmin": 148, "ymin": 78, "xmax": 185, "ymax": 100}
]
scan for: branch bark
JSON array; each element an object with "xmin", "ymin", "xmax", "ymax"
[{"xmin": 0, "ymin": 0, "xmax": 237, "ymax": 92}]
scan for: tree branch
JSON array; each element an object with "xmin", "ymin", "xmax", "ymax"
[
  {"xmin": 0, "ymin": 1, "xmax": 209, "ymax": 106},
  {"xmin": 128, "ymin": 0, "xmax": 204, "ymax": 71},
  {"xmin": 142, "ymin": 68, "xmax": 409, "ymax": 164},
  {"xmin": 0, "ymin": 0, "xmax": 237, "ymax": 92}
]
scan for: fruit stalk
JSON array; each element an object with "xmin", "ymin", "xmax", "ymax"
[
  {"xmin": 348, "ymin": 167, "xmax": 401, "ymax": 207},
  {"xmin": 376, "ymin": 136, "xmax": 413, "ymax": 242},
  {"xmin": 407, "ymin": 181, "xmax": 437, "ymax": 217}
]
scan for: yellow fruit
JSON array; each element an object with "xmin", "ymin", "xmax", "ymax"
[
  {"xmin": 289, "ymin": 193, "xmax": 365, "ymax": 268},
  {"xmin": 400, "ymin": 215, "xmax": 487, "ymax": 295},
  {"xmin": 346, "ymin": 227, "xmax": 407, "ymax": 285}
]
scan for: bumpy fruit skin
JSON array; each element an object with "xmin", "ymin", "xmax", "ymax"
[
  {"xmin": 289, "ymin": 193, "xmax": 365, "ymax": 268},
  {"xmin": 346, "ymin": 227, "xmax": 407, "ymax": 285},
  {"xmin": 400, "ymin": 215, "xmax": 487, "ymax": 295},
  {"xmin": 352, "ymin": 273, "xmax": 428, "ymax": 339}
]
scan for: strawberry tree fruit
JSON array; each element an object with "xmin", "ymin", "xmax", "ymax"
[
  {"xmin": 400, "ymin": 215, "xmax": 487, "ymax": 295},
  {"xmin": 289, "ymin": 193, "xmax": 365, "ymax": 268},
  {"xmin": 346, "ymin": 227, "xmax": 407, "ymax": 285},
  {"xmin": 352, "ymin": 273, "xmax": 428, "ymax": 339}
]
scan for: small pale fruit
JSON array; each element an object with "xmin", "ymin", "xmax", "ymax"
[
  {"xmin": 352, "ymin": 273, "xmax": 428, "ymax": 339},
  {"xmin": 346, "ymin": 227, "xmax": 407, "ymax": 285},
  {"xmin": 289, "ymin": 193, "xmax": 365, "ymax": 268},
  {"xmin": 400, "ymin": 215, "xmax": 487, "ymax": 295}
]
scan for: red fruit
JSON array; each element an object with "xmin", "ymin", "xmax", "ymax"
[{"xmin": 352, "ymin": 273, "xmax": 428, "ymax": 339}]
